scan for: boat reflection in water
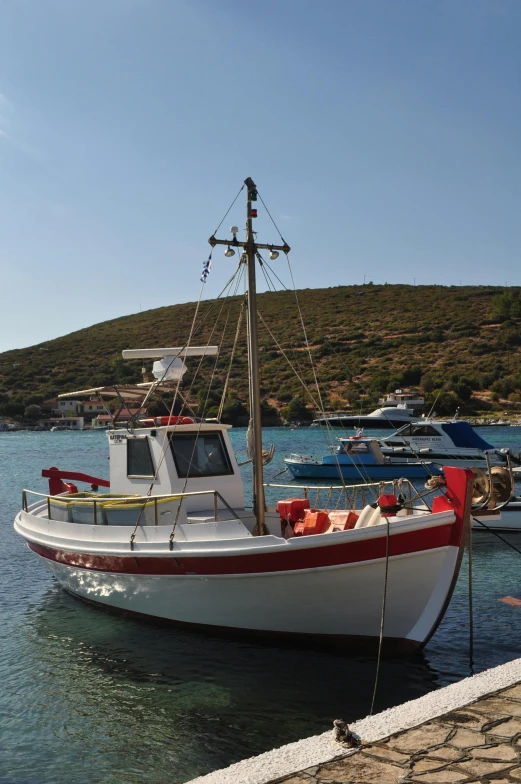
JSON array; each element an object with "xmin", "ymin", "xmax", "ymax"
[{"xmin": 27, "ymin": 586, "xmax": 441, "ymax": 782}]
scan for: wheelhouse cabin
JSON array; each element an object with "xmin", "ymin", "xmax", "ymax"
[{"xmin": 108, "ymin": 422, "xmax": 245, "ymax": 513}]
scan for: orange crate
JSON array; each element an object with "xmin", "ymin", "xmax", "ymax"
[
  {"xmin": 277, "ymin": 498, "xmax": 310, "ymax": 523},
  {"xmin": 294, "ymin": 509, "xmax": 330, "ymax": 536}
]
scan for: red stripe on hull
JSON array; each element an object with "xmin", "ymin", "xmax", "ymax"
[{"xmin": 28, "ymin": 523, "xmax": 455, "ymax": 576}]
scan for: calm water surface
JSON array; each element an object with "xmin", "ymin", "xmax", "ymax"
[{"xmin": 2, "ymin": 426, "xmax": 521, "ymax": 783}]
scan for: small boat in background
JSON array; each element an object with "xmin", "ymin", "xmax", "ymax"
[
  {"xmin": 380, "ymin": 420, "xmax": 512, "ymax": 468},
  {"xmin": 470, "ymin": 463, "xmax": 521, "ymax": 531},
  {"xmin": 311, "ymin": 403, "xmax": 418, "ymax": 429},
  {"xmin": 284, "ymin": 436, "xmax": 442, "ymax": 480},
  {"xmin": 473, "ymin": 503, "xmax": 521, "ymax": 531}
]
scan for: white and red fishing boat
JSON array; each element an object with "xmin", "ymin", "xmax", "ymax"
[{"xmin": 14, "ymin": 178, "xmax": 475, "ymax": 650}]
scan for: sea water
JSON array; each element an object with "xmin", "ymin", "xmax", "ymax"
[{"xmin": 1, "ymin": 426, "xmax": 521, "ymax": 783}]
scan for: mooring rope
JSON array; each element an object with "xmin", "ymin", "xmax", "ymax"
[
  {"xmin": 370, "ymin": 513, "xmax": 390, "ymax": 716},
  {"xmin": 471, "ymin": 516, "xmax": 521, "ymax": 557},
  {"xmin": 468, "ymin": 523, "xmax": 474, "ymax": 669}
]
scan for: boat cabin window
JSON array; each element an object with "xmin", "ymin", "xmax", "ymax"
[
  {"xmin": 394, "ymin": 424, "xmax": 439, "ymax": 437},
  {"xmin": 340, "ymin": 441, "xmax": 369, "ymax": 454},
  {"xmin": 394, "ymin": 425, "xmax": 413, "ymax": 436},
  {"xmin": 410, "ymin": 425, "xmax": 439, "ymax": 436},
  {"xmin": 127, "ymin": 437, "xmax": 155, "ymax": 477},
  {"xmin": 169, "ymin": 432, "xmax": 233, "ymax": 478}
]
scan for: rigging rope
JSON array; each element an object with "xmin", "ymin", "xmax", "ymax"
[
  {"xmin": 217, "ymin": 296, "xmax": 246, "ymax": 422},
  {"xmin": 167, "ymin": 264, "xmax": 248, "ymax": 546},
  {"xmin": 129, "ymin": 259, "xmax": 245, "ymax": 548},
  {"xmin": 256, "ymin": 312, "xmax": 320, "ymax": 409},
  {"xmin": 212, "ymin": 184, "xmax": 245, "ymax": 236},
  {"xmin": 257, "ymin": 251, "xmax": 373, "ymax": 490},
  {"xmin": 257, "ymin": 251, "xmax": 435, "ymax": 476},
  {"xmin": 129, "ymin": 275, "xmax": 210, "ymax": 547},
  {"xmin": 284, "ymin": 251, "xmax": 372, "ymax": 490},
  {"xmin": 257, "ymin": 190, "xmax": 287, "ymax": 246},
  {"xmin": 256, "ymin": 245, "xmax": 423, "ymax": 487},
  {"xmin": 198, "ymin": 266, "xmax": 245, "ymax": 422},
  {"xmin": 184, "ymin": 263, "xmax": 244, "ymax": 417}
]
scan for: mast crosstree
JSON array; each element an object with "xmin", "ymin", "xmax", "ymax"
[{"xmin": 208, "ymin": 178, "xmax": 290, "ymax": 534}]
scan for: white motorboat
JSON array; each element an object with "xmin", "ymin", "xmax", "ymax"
[
  {"xmin": 311, "ymin": 404, "xmax": 418, "ymax": 429},
  {"xmin": 470, "ymin": 466, "xmax": 521, "ymax": 532},
  {"xmin": 473, "ymin": 503, "xmax": 521, "ymax": 532},
  {"xmin": 380, "ymin": 420, "xmax": 511, "ymax": 468},
  {"xmin": 14, "ymin": 178, "xmax": 475, "ymax": 650},
  {"xmin": 378, "ymin": 390, "xmax": 425, "ymax": 410}
]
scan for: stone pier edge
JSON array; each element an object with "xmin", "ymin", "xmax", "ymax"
[{"xmin": 187, "ymin": 656, "xmax": 521, "ymax": 784}]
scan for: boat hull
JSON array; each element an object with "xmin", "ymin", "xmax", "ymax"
[
  {"xmin": 14, "ymin": 466, "xmax": 473, "ymax": 647},
  {"xmin": 284, "ymin": 460, "xmax": 435, "ymax": 480},
  {"xmin": 382, "ymin": 453, "xmax": 500, "ymax": 469},
  {"xmin": 473, "ymin": 502, "xmax": 521, "ymax": 532},
  {"xmin": 312, "ymin": 416, "xmax": 413, "ymax": 429},
  {"xmin": 30, "ymin": 542, "xmax": 458, "ymax": 646}
]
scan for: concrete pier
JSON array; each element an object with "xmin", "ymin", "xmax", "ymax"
[{"xmin": 188, "ymin": 658, "xmax": 521, "ymax": 784}]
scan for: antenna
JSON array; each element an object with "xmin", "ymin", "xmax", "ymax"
[{"xmin": 427, "ymin": 391, "xmax": 441, "ymax": 420}]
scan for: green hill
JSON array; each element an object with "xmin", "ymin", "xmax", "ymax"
[{"xmin": 1, "ymin": 284, "xmax": 521, "ymax": 422}]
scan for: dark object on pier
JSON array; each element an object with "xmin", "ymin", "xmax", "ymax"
[{"xmin": 333, "ymin": 719, "xmax": 360, "ymax": 747}]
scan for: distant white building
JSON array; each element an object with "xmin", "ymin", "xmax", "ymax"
[
  {"xmin": 51, "ymin": 399, "xmax": 83, "ymax": 416},
  {"xmin": 83, "ymin": 400, "xmax": 106, "ymax": 418},
  {"xmin": 46, "ymin": 417, "xmax": 84, "ymax": 430},
  {"xmin": 92, "ymin": 408, "xmax": 147, "ymax": 429}
]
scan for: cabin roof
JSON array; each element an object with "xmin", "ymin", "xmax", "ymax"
[
  {"xmin": 57, "ymin": 383, "xmax": 156, "ymax": 400},
  {"xmin": 129, "ymin": 422, "xmax": 232, "ymax": 433},
  {"xmin": 440, "ymin": 422, "xmax": 495, "ymax": 450}
]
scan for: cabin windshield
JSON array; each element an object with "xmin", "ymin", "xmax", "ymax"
[
  {"xmin": 169, "ymin": 431, "xmax": 233, "ymax": 478},
  {"xmin": 393, "ymin": 424, "xmax": 439, "ymax": 437},
  {"xmin": 410, "ymin": 425, "xmax": 439, "ymax": 436},
  {"xmin": 393, "ymin": 424, "xmax": 413, "ymax": 436},
  {"xmin": 339, "ymin": 441, "xmax": 369, "ymax": 454}
]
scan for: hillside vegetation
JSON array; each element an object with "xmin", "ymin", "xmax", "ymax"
[{"xmin": 1, "ymin": 284, "xmax": 521, "ymax": 422}]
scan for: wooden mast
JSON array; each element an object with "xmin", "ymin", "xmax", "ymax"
[
  {"xmin": 209, "ymin": 178, "xmax": 290, "ymax": 534},
  {"xmin": 244, "ymin": 177, "xmax": 267, "ymax": 532}
]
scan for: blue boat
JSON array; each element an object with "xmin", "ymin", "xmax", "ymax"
[{"xmin": 284, "ymin": 437, "xmax": 442, "ymax": 480}]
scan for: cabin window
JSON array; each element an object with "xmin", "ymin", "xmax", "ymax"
[
  {"xmin": 394, "ymin": 425, "xmax": 413, "ymax": 436},
  {"xmin": 340, "ymin": 441, "xmax": 369, "ymax": 454},
  {"xmin": 127, "ymin": 437, "xmax": 155, "ymax": 477},
  {"xmin": 410, "ymin": 425, "xmax": 439, "ymax": 436},
  {"xmin": 169, "ymin": 432, "xmax": 233, "ymax": 478}
]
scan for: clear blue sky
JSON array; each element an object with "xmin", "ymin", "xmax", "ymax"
[{"xmin": 1, "ymin": 0, "xmax": 520, "ymax": 352}]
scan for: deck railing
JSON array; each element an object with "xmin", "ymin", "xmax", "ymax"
[
  {"xmin": 21, "ymin": 477, "xmax": 419, "ymax": 527},
  {"xmin": 21, "ymin": 488, "xmax": 240, "ymax": 525},
  {"xmin": 264, "ymin": 478, "xmax": 417, "ymax": 511}
]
